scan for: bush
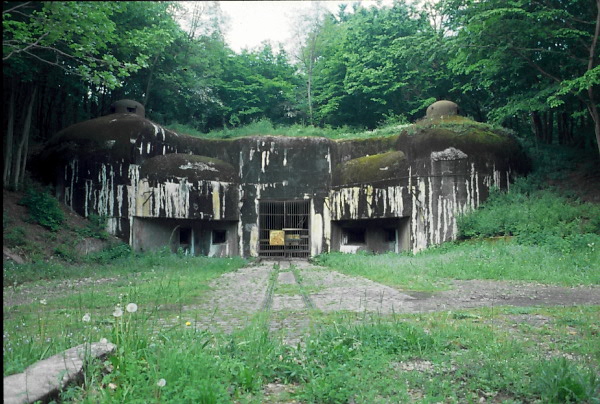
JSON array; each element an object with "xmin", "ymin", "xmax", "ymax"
[
  {"xmin": 167, "ymin": 119, "xmax": 407, "ymax": 140},
  {"xmin": 533, "ymin": 357, "xmax": 600, "ymax": 403},
  {"xmin": 54, "ymin": 243, "xmax": 79, "ymax": 262},
  {"xmin": 85, "ymin": 242, "xmax": 132, "ymax": 264},
  {"xmin": 76, "ymin": 213, "xmax": 110, "ymax": 240},
  {"xmin": 18, "ymin": 187, "xmax": 64, "ymax": 232},
  {"xmin": 457, "ymin": 185, "xmax": 600, "ymax": 251}
]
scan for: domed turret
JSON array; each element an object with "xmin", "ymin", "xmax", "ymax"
[{"xmin": 426, "ymin": 100, "xmax": 460, "ymax": 119}]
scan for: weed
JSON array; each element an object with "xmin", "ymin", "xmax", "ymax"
[
  {"xmin": 76, "ymin": 214, "xmax": 110, "ymax": 240},
  {"xmin": 457, "ymin": 186, "xmax": 600, "ymax": 252},
  {"xmin": 18, "ymin": 186, "xmax": 64, "ymax": 232},
  {"xmin": 84, "ymin": 243, "xmax": 132, "ymax": 264},
  {"xmin": 533, "ymin": 357, "xmax": 600, "ymax": 403},
  {"xmin": 54, "ymin": 243, "xmax": 79, "ymax": 262},
  {"xmin": 4, "ymin": 226, "xmax": 26, "ymax": 248}
]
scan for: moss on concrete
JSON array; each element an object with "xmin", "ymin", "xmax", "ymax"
[
  {"xmin": 397, "ymin": 116, "xmax": 528, "ymax": 171},
  {"xmin": 333, "ymin": 150, "xmax": 407, "ymax": 186},
  {"xmin": 139, "ymin": 154, "xmax": 237, "ymax": 183},
  {"xmin": 334, "ymin": 134, "xmax": 400, "ymax": 163}
]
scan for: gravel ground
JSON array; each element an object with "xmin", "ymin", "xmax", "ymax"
[
  {"xmin": 5, "ymin": 260, "xmax": 599, "ymax": 340},
  {"xmin": 169, "ymin": 260, "xmax": 600, "ymax": 344}
]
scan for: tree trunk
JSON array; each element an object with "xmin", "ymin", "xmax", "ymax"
[
  {"xmin": 144, "ymin": 53, "xmax": 161, "ymax": 107},
  {"xmin": 3, "ymin": 86, "xmax": 15, "ymax": 187},
  {"xmin": 13, "ymin": 86, "xmax": 37, "ymax": 191},
  {"xmin": 557, "ymin": 112, "xmax": 566, "ymax": 145},
  {"xmin": 544, "ymin": 110, "xmax": 553, "ymax": 144},
  {"xmin": 307, "ymin": 72, "xmax": 313, "ymax": 125},
  {"xmin": 100, "ymin": 84, "xmax": 107, "ymax": 116},
  {"xmin": 589, "ymin": 0, "xmax": 600, "ymax": 154},
  {"xmin": 531, "ymin": 111, "xmax": 543, "ymax": 142},
  {"xmin": 557, "ymin": 112, "xmax": 574, "ymax": 146},
  {"xmin": 590, "ymin": 101, "xmax": 600, "ymax": 155}
]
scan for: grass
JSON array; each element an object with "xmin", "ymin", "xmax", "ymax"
[
  {"xmin": 166, "ymin": 118, "xmax": 410, "ymax": 140},
  {"xmin": 10, "ymin": 304, "xmax": 600, "ymax": 403},
  {"xmin": 313, "ymin": 239, "xmax": 599, "ymax": 291},
  {"xmin": 3, "ymin": 251, "xmax": 246, "ymax": 377},
  {"xmin": 3, "ymin": 250, "xmax": 600, "ymax": 402}
]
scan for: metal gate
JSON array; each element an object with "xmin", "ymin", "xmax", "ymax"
[{"xmin": 259, "ymin": 200, "xmax": 310, "ymax": 258}]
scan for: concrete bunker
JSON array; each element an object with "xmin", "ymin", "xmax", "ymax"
[{"xmin": 39, "ymin": 99, "xmax": 528, "ymax": 258}]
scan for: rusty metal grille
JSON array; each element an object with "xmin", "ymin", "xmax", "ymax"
[{"xmin": 259, "ymin": 200, "xmax": 310, "ymax": 258}]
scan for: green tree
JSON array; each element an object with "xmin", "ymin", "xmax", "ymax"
[
  {"xmin": 310, "ymin": 2, "xmax": 445, "ymax": 128},
  {"xmin": 2, "ymin": 1, "xmax": 178, "ymax": 189},
  {"xmin": 218, "ymin": 43, "xmax": 301, "ymax": 128},
  {"xmin": 290, "ymin": 2, "xmax": 333, "ymax": 125},
  {"xmin": 3, "ymin": 2, "xmax": 148, "ymax": 88},
  {"xmin": 444, "ymin": 0, "xmax": 600, "ymax": 153}
]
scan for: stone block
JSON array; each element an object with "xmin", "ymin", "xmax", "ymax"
[{"xmin": 3, "ymin": 341, "xmax": 116, "ymax": 404}]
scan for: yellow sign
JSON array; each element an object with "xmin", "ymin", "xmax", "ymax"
[{"xmin": 269, "ymin": 230, "xmax": 285, "ymax": 246}]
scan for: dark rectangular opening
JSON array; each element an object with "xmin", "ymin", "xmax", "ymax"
[
  {"xmin": 179, "ymin": 228, "xmax": 191, "ymax": 245},
  {"xmin": 343, "ymin": 228, "xmax": 366, "ymax": 244},
  {"xmin": 333, "ymin": 218, "xmax": 409, "ymax": 254},
  {"xmin": 212, "ymin": 229, "xmax": 226, "ymax": 244}
]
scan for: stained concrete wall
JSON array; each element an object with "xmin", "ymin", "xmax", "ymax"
[
  {"xmin": 234, "ymin": 137, "xmax": 332, "ymax": 257},
  {"xmin": 41, "ymin": 112, "xmax": 527, "ymax": 258}
]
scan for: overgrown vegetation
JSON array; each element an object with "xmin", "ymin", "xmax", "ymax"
[
  {"xmin": 457, "ymin": 142, "xmax": 600, "ymax": 252},
  {"xmin": 167, "ymin": 118, "xmax": 410, "ymax": 140},
  {"xmin": 457, "ymin": 186, "xmax": 599, "ymax": 250},
  {"xmin": 3, "ymin": 1, "xmax": 597, "ymax": 192},
  {"xmin": 76, "ymin": 214, "xmax": 111, "ymax": 240},
  {"xmin": 18, "ymin": 186, "xmax": 65, "ymax": 232}
]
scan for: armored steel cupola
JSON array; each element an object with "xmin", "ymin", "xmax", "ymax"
[
  {"xmin": 425, "ymin": 100, "xmax": 460, "ymax": 119},
  {"xmin": 109, "ymin": 99, "xmax": 145, "ymax": 118}
]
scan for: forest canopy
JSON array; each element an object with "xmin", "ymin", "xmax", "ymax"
[{"xmin": 3, "ymin": 0, "xmax": 599, "ymax": 189}]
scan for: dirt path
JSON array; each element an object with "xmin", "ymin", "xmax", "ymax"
[
  {"xmin": 5, "ymin": 261, "xmax": 599, "ymax": 343},
  {"xmin": 173, "ymin": 260, "xmax": 600, "ymax": 344}
]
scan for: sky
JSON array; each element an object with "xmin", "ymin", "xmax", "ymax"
[{"xmin": 215, "ymin": 1, "xmax": 395, "ymax": 53}]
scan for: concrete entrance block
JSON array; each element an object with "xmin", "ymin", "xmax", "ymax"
[{"xmin": 3, "ymin": 341, "xmax": 116, "ymax": 404}]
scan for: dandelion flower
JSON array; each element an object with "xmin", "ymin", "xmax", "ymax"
[
  {"xmin": 82, "ymin": 313, "xmax": 91, "ymax": 322},
  {"xmin": 108, "ymin": 382, "xmax": 117, "ymax": 390},
  {"xmin": 113, "ymin": 307, "xmax": 123, "ymax": 318},
  {"xmin": 40, "ymin": 299, "xmax": 47, "ymax": 305},
  {"xmin": 126, "ymin": 303, "xmax": 138, "ymax": 313},
  {"xmin": 185, "ymin": 321, "xmax": 192, "ymax": 327},
  {"xmin": 157, "ymin": 378, "xmax": 166, "ymax": 387}
]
